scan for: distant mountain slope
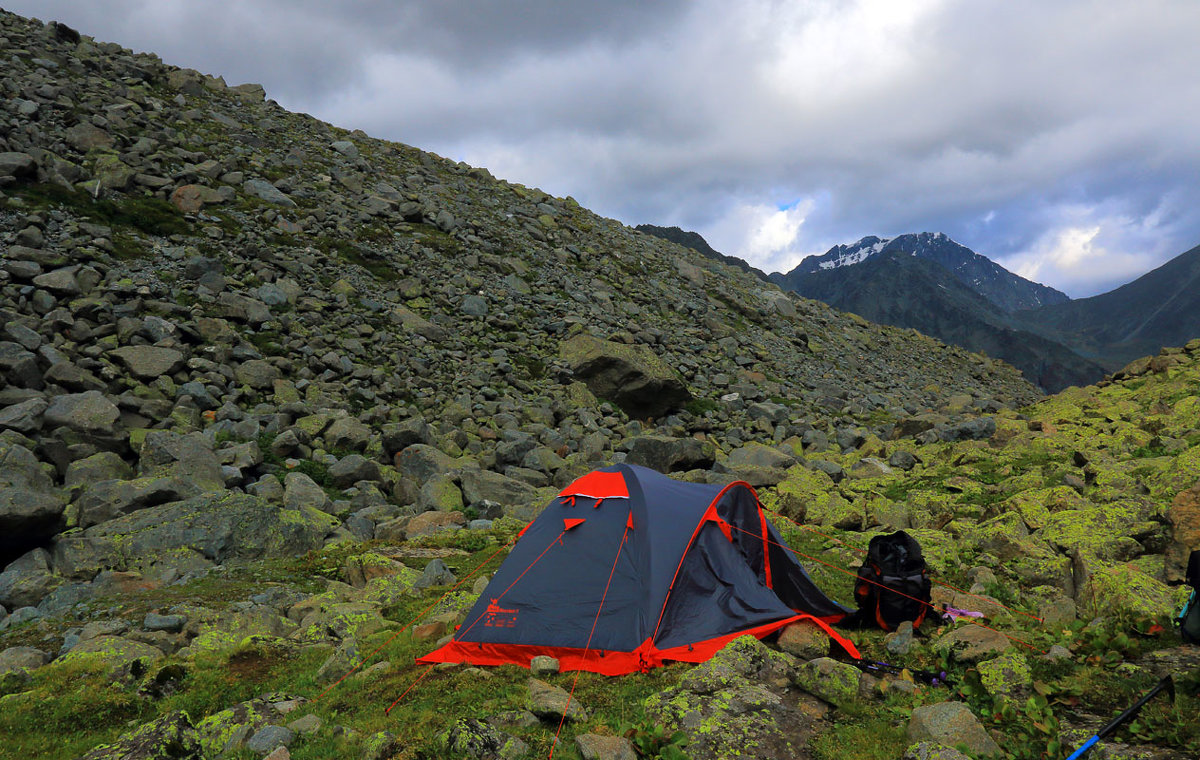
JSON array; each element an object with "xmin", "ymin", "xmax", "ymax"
[
  {"xmin": 636, "ymin": 224, "xmax": 767, "ymax": 280},
  {"xmin": 774, "ymin": 232, "xmax": 1070, "ymax": 313},
  {"xmin": 783, "ymin": 249, "xmax": 1106, "ymax": 391},
  {"xmin": 1018, "ymin": 243, "xmax": 1200, "ymax": 369}
]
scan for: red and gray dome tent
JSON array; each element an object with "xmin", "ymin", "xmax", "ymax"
[{"xmin": 420, "ymin": 463, "xmax": 859, "ymax": 675}]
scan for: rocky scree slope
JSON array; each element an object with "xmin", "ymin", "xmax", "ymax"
[{"xmin": 0, "ymin": 6, "xmax": 1037, "ymax": 563}]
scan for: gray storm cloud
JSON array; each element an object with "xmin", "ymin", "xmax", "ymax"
[{"xmin": 8, "ymin": 0, "xmax": 1200, "ymax": 296}]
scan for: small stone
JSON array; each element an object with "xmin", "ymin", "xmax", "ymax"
[
  {"xmin": 530, "ymin": 656, "xmax": 560, "ymax": 676},
  {"xmin": 886, "ymin": 620, "xmax": 914, "ymax": 655},
  {"xmin": 528, "ymin": 678, "xmax": 588, "ymax": 721},
  {"xmin": 575, "ymin": 734, "xmax": 637, "ymax": 760},
  {"xmin": 144, "ymin": 612, "xmax": 187, "ymax": 633},
  {"xmin": 777, "ymin": 619, "xmax": 829, "ymax": 660},
  {"xmin": 286, "ymin": 714, "xmax": 321, "ymax": 735},
  {"xmin": 245, "ymin": 724, "xmax": 294, "ymax": 754},
  {"xmin": 907, "ymin": 701, "xmax": 1000, "ymax": 757}
]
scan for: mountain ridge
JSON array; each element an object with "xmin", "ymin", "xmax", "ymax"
[{"xmin": 773, "ymin": 231, "xmax": 1071, "ymax": 313}]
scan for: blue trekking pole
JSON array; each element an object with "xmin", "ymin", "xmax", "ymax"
[{"xmin": 1064, "ymin": 675, "xmax": 1173, "ymax": 760}]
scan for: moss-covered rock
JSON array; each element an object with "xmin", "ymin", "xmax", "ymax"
[
  {"xmin": 791, "ymin": 657, "xmax": 862, "ymax": 708},
  {"xmin": 78, "ymin": 710, "xmax": 199, "ymax": 760},
  {"xmin": 976, "ymin": 651, "xmax": 1031, "ymax": 703}
]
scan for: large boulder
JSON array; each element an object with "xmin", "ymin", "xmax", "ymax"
[
  {"xmin": 459, "ymin": 468, "xmax": 538, "ymax": 518},
  {"xmin": 0, "ymin": 442, "xmax": 66, "ymax": 556},
  {"xmin": 109, "ymin": 346, "xmax": 185, "ymax": 381},
  {"xmin": 0, "ymin": 548, "xmax": 61, "ymax": 610},
  {"xmin": 623, "ymin": 436, "xmax": 716, "ymax": 473},
  {"xmin": 645, "ymin": 636, "xmax": 828, "ymax": 760},
  {"xmin": 51, "ymin": 493, "xmax": 337, "ymax": 581},
  {"xmin": 71, "ymin": 477, "xmax": 202, "ymax": 528},
  {"xmin": 137, "ymin": 431, "xmax": 225, "ymax": 491},
  {"xmin": 559, "ymin": 334, "xmax": 691, "ymax": 419},
  {"xmin": 43, "ymin": 391, "xmax": 120, "ymax": 436},
  {"xmin": 78, "ymin": 711, "xmax": 200, "ymax": 760},
  {"xmin": 1167, "ymin": 480, "xmax": 1200, "ymax": 582}
]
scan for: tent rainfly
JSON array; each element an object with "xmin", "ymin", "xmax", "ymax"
[{"xmin": 419, "ymin": 463, "xmax": 859, "ymax": 675}]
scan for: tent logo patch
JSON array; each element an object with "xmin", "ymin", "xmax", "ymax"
[{"xmin": 483, "ymin": 599, "xmax": 519, "ymax": 628}]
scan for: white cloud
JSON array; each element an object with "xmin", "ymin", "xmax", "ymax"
[
  {"xmin": 703, "ymin": 199, "xmax": 820, "ymax": 273},
  {"xmin": 7, "ymin": 0, "xmax": 1200, "ymax": 296}
]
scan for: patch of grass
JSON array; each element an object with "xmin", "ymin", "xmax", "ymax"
[
  {"xmin": 315, "ymin": 235, "xmax": 399, "ymax": 281},
  {"xmin": 7, "ymin": 182, "xmax": 191, "ymax": 237},
  {"xmin": 684, "ymin": 398, "xmax": 720, "ymax": 416},
  {"xmin": 511, "ymin": 354, "xmax": 546, "ymax": 381},
  {"xmin": 0, "ymin": 659, "xmax": 153, "ymax": 760}
]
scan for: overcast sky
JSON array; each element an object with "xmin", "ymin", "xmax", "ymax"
[{"xmin": 8, "ymin": 1, "xmax": 1200, "ymax": 297}]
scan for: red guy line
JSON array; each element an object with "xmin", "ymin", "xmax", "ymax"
[
  {"xmin": 549, "ymin": 521, "xmax": 630, "ymax": 759},
  {"xmin": 315, "ymin": 534, "xmax": 518, "ymax": 701},
  {"xmin": 454, "ymin": 528, "xmax": 568, "ymax": 642},
  {"xmin": 728, "ymin": 523, "xmax": 1045, "ymax": 654},
  {"xmin": 771, "ymin": 513, "xmax": 1044, "ymax": 623},
  {"xmin": 384, "ymin": 663, "xmax": 435, "ymax": 714}
]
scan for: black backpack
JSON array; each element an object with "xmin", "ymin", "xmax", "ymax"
[
  {"xmin": 843, "ymin": 530, "xmax": 933, "ymax": 631},
  {"xmin": 1178, "ymin": 549, "xmax": 1200, "ymax": 645}
]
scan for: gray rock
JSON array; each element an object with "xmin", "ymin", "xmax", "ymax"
[
  {"xmin": 244, "ymin": 178, "xmax": 297, "ymax": 207},
  {"xmin": 43, "ymin": 390, "xmax": 120, "ymax": 436},
  {"xmin": 907, "ymin": 702, "xmax": 1000, "ymax": 757},
  {"xmin": 0, "ymin": 548, "xmax": 62, "ymax": 609},
  {"xmin": 530, "ymin": 655, "xmax": 560, "ymax": 676},
  {"xmin": 330, "ymin": 140, "xmax": 359, "ymax": 159},
  {"xmin": 324, "ymin": 416, "xmax": 371, "ymax": 452},
  {"xmin": 528, "ymin": 678, "xmax": 588, "ymax": 721},
  {"xmin": 73, "ymin": 477, "xmax": 201, "ymax": 528},
  {"xmin": 0, "ymin": 606, "xmax": 42, "ymax": 630},
  {"xmin": 246, "ymin": 725, "xmax": 294, "ymax": 754},
  {"xmin": 0, "ymin": 397, "xmax": 47, "ymax": 434},
  {"xmin": 328, "ymin": 455, "xmax": 380, "ymax": 488},
  {"xmin": 938, "ymin": 417, "xmax": 996, "ymax": 442},
  {"xmin": 283, "ymin": 472, "xmax": 332, "ymax": 512},
  {"xmin": 137, "ymin": 431, "xmax": 225, "ymax": 491},
  {"xmin": 77, "ymin": 711, "xmax": 200, "ymax": 760},
  {"xmin": 52, "ymin": 493, "xmax": 337, "ymax": 580},
  {"xmin": 0, "ymin": 152, "xmax": 36, "ymax": 179},
  {"xmin": 560, "ymin": 334, "xmax": 692, "ymax": 419},
  {"xmin": 0, "ymin": 645, "xmax": 51, "ymax": 675},
  {"xmin": 286, "ymin": 714, "xmax": 321, "ymax": 735},
  {"xmin": 458, "ymin": 469, "xmax": 537, "ymax": 517},
  {"xmin": 144, "ymin": 612, "xmax": 187, "ymax": 633},
  {"xmin": 624, "ymin": 435, "xmax": 716, "ymax": 473},
  {"xmin": 236, "ymin": 359, "xmax": 280, "ymax": 389},
  {"xmin": 886, "ymin": 620, "xmax": 915, "ymax": 655},
  {"xmin": 394, "ymin": 444, "xmax": 457, "ymax": 482},
  {"xmin": 110, "ymin": 346, "xmax": 185, "ymax": 380},
  {"xmin": 461, "ymin": 295, "xmax": 488, "ymax": 317},
  {"xmin": 443, "ymin": 718, "xmax": 528, "ymax": 760},
  {"xmin": 888, "ymin": 450, "xmax": 918, "ymax": 471},
  {"xmin": 381, "ymin": 417, "xmax": 431, "ymax": 456},
  {"xmin": 32, "ymin": 267, "xmax": 81, "ymax": 294},
  {"xmin": 413, "ymin": 558, "xmax": 457, "ymax": 591},
  {"xmin": 903, "ymin": 742, "xmax": 972, "ymax": 760},
  {"xmin": 576, "ymin": 734, "xmax": 637, "ymax": 760},
  {"xmin": 65, "ymin": 452, "xmax": 133, "ymax": 491}
]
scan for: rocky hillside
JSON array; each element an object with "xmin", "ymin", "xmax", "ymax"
[
  {"xmin": 634, "ymin": 224, "xmax": 768, "ymax": 280},
  {"xmin": 2, "ymin": 10, "xmax": 1198, "ymax": 760}
]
